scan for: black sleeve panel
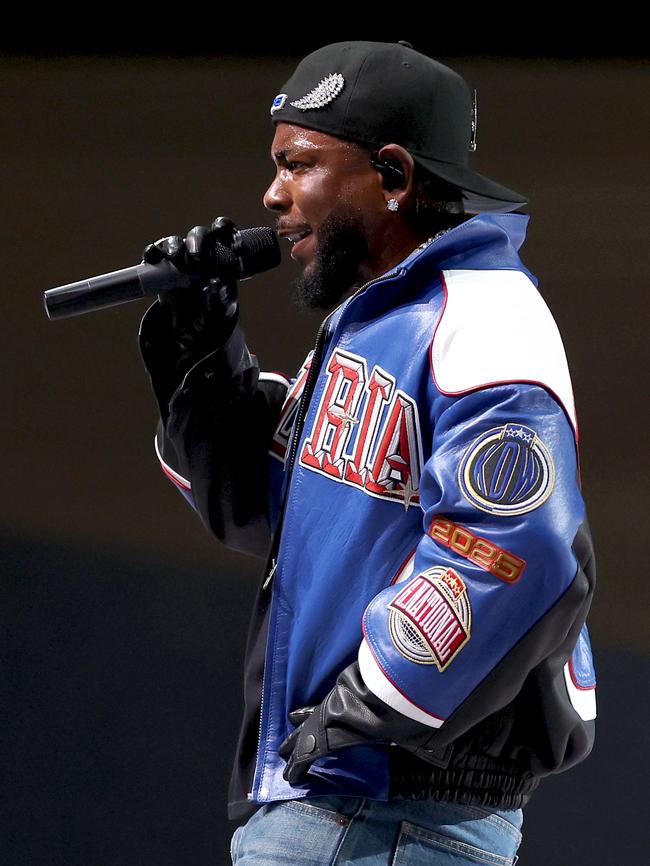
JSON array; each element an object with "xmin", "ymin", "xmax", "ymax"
[
  {"xmin": 138, "ymin": 299, "xmax": 288, "ymax": 560},
  {"xmin": 434, "ymin": 518, "xmax": 597, "ymax": 776}
]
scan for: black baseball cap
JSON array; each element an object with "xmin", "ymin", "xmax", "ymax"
[{"xmin": 269, "ymin": 40, "xmax": 528, "ymax": 214}]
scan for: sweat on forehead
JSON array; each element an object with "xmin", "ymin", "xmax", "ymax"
[{"xmin": 270, "ymin": 123, "xmax": 371, "ymax": 162}]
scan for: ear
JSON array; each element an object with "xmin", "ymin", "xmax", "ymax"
[{"xmin": 374, "ymin": 143, "xmax": 416, "ymax": 209}]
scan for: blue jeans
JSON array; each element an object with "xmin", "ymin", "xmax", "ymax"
[{"xmin": 230, "ymin": 795, "xmax": 524, "ymax": 865}]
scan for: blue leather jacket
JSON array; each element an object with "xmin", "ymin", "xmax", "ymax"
[{"xmin": 138, "ymin": 212, "xmax": 597, "ymax": 821}]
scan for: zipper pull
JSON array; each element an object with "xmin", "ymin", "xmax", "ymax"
[{"xmin": 263, "ymin": 557, "xmax": 277, "ymax": 590}]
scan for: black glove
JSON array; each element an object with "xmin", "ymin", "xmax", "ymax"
[
  {"xmin": 278, "ymin": 660, "xmax": 452, "ymax": 785},
  {"xmin": 141, "ymin": 216, "xmax": 240, "ymax": 365}
]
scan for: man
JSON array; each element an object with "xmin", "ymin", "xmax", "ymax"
[{"xmin": 138, "ymin": 41, "xmax": 597, "ymax": 865}]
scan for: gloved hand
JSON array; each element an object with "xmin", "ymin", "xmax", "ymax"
[
  {"xmin": 278, "ymin": 660, "xmax": 451, "ymax": 785},
  {"xmin": 141, "ymin": 216, "xmax": 240, "ymax": 362}
]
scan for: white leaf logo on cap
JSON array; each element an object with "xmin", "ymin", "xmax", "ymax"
[{"xmin": 289, "ymin": 73, "xmax": 345, "ymax": 111}]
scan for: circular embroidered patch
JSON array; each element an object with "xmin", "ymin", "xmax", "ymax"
[
  {"xmin": 458, "ymin": 423, "xmax": 555, "ymax": 516},
  {"xmin": 388, "ymin": 566, "xmax": 471, "ymax": 670}
]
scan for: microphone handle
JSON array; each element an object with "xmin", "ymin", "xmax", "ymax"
[
  {"xmin": 45, "ymin": 260, "xmax": 201, "ymax": 321},
  {"xmin": 44, "ymin": 225, "xmax": 280, "ymax": 321}
]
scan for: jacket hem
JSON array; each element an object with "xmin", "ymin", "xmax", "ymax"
[{"xmin": 388, "ymin": 750, "xmax": 540, "ymax": 811}]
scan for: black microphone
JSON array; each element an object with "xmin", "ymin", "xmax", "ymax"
[{"xmin": 43, "ymin": 226, "xmax": 281, "ymax": 320}]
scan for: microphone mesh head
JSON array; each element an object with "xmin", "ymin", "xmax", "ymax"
[{"xmin": 237, "ymin": 227, "xmax": 281, "ymax": 278}]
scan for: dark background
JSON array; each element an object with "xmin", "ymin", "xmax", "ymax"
[{"xmin": 3, "ymin": 36, "xmax": 648, "ymax": 865}]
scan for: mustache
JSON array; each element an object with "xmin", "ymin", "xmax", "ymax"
[{"xmin": 276, "ymin": 220, "xmax": 312, "ymax": 235}]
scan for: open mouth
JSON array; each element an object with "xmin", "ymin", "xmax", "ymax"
[
  {"xmin": 286, "ymin": 228, "xmax": 313, "ymax": 260},
  {"xmin": 284, "ymin": 228, "xmax": 312, "ymax": 244}
]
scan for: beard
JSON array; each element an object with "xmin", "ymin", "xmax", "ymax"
[{"xmin": 290, "ymin": 203, "xmax": 370, "ymax": 312}]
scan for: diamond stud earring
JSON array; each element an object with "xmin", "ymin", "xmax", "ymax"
[{"xmin": 387, "ymin": 198, "xmax": 399, "ymax": 212}]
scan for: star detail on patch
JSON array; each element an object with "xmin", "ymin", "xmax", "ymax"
[
  {"xmin": 290, "ymin": 73, "xmax": 345, "ymax": 111},
  {"xmin": 401, "ymin": 474, "xmax": 418, "ymax": 511}
]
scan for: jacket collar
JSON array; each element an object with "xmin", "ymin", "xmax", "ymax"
[
  {"xmin": 398, "ymin": 211, "xmax": 530, "ymax": 273},
  {"xmin": 321, "ymin": 212, "xmax": 532, "ymax": 337}
]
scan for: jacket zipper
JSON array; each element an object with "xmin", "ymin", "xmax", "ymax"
[
  {"xmin": 286, "ymin": 317, "xmax": 331, "ymax": 474},
  {"xmin": 247, "ymin": 228, "xmax": 464, "ymax": 800},
  {"xmin": 262, "ymin": 557, "xmax": 277, "ymax": 590},
  {"xmin": 248, "ymin": 267, "xmax": 400, "ymax": 802},
  {"xmin": 247, "ymin": 302, "xmax": 334, "ymax": 801}
]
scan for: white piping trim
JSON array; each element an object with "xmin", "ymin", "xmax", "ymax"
[
  {"xmin": 358, "ymin": 638, "xmax": 444, "ymax": 728},
  {"xmin": 563, "ymin": 661, "xmax": 597, "ymax": 721},
  {"xmin": 394, "ymin": 551, "xmax": 417, "ymax": 585},
  {"xmin": 258, "ymin": 371, "xmax": 291, "ymax": 388},
  {"xmin": 154, "ymin": 432, "xmax": 191, "ymax": 490}
]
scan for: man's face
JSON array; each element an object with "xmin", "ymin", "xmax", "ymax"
[{"xmin": 263, "ymin": 122, "xmax": 386, "ymax": 311}]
